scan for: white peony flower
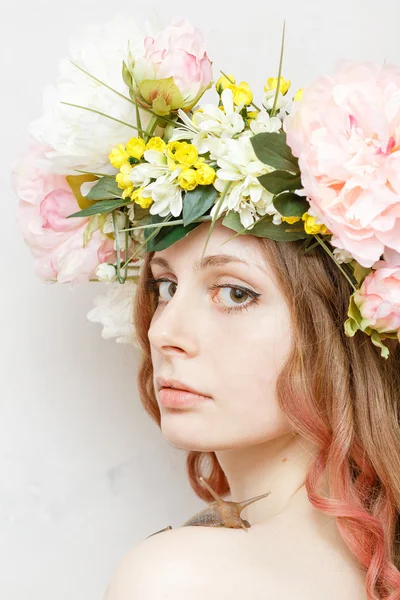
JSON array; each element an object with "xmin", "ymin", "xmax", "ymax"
[
  {"xmin": 210, "ymin": 134, "xmax": 278, "ymax": 228},
  {"xmin": 29, "ymin": 14, "xmax": 156, "ymax": 175},
  {"xmin": 95, "ymin": 263, "xmax": 117, "ymax": 283},
  {"xmin": 87, "ymin": 279, "xmax": 140, "ymax": 345}
]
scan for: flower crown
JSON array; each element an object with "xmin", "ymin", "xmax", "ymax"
[{"xmin": 12, "ymin": 15, "xmax": 400, "ymax": 358}]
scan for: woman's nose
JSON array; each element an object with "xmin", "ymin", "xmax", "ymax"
[{"xmin": 148, "ymin": 284, "xmax": 201, "ymax": 356}]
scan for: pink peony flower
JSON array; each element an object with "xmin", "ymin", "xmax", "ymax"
[
  {"xmin": 12, "ymin": 140, "xmax": 118, "ymax": 287},
  {"xmin": 133, "ymin": 15, "xmax": 213, "ymax": 111},
  {"xmin": 284, "ymin": 61, "xmax": 400, "ymax": 268},
  {"xmin": 353, "ymin": 263, "xmax": 400, "ymax": 342}
]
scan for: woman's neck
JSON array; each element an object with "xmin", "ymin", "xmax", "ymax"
[{"xmin": 215, "ymin": 432, "xmax": 326, "ymax": 525}]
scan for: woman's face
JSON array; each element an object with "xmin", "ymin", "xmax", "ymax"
[{"xmin": 148, "ymin": 220, "xmax": 293, "ymax": 451}]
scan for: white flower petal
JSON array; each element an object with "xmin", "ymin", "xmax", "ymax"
[
  {"xmin": 28, "ymin": 15, "xmax": 155, "ymax": 174},
  {"xmin": 221, "ymin": 88, "xmax": 234, "ymax": 114},
  {"xmin": 87, "ymin": 280, "xmax": 139, "ymax": 345},
  {"xmin": 143, "ymin": 149, "xmax": 167, "ymax": 165}
]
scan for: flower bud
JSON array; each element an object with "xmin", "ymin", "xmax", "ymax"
[{"xmin": 95, "ymin": 263, "xmax": 117, "ymax": 283}]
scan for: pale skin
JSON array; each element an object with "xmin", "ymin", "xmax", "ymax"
[{"xmin": 104, "ymin": 221, "xmax": 367, "ymax": 599}]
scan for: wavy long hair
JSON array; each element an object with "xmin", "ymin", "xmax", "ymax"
[{"xmin": 133, "ymin": 227, "xmax": 400, "ymax": 599}]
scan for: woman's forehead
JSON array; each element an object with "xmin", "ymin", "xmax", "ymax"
[{"xmin": 152, "ymin": 220, "xmax": 267, "ymax": 266}]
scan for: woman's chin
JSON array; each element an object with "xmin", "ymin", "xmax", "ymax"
[{"xmin": 160, "ymin": 419, "xmax": 215, "ymax": 452}]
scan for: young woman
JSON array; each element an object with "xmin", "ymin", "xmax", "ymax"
[
  {"xmin": 11, "ymin": 11, "xmax": 400, "ymax": 600},
  {"xmin": 103, "ymin": 219, "xmax": 400, "ymax": 600}
]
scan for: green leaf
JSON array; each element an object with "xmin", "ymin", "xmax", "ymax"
[
  {"xmin": 370, "ymin": 332, "xmax": 390, "ymax": 359},
  {"xmin": 344, "ymin": 294, "xmax": 362, "ymax": 337},
  {"xmin": 146, "ymin": 218, "xmax": 201, "ymax": 251},
  {"xmin": 200, "ymin": 181, "xmax": 233, "ymax": 260},
  {"xmin": 183, "ymin": 185, "xmax": 219, "ymax": 227},
  {"xmin": 128, "ymin": 87, "xmax": 136, "ymax": 103},
  {"xmin": 66, "ymin": 198, "xmax": 130, "ymax": 219},
  {"xmin": 83, "ymin": 214, "xmax": 107, "ymax": 247},
  {"xmin": 86, "ymin": 177, "xmax": 122, "ymax": 201},
  {"xmin": 352, "ymin": 261, "xmax": 371, "ymax": 286},
  {"xmin": 122, "ymin": 60, "xmax": 133, "ymax": 89},
  {"xmin": 258, "ymin": 170, "xmax": 302, "ymax": 194},
  {"xmin": 66, "ymin": 173, "xmax": 98, "ymax": 210},
  {"xmin": 250, "ymin": 132, "xmax": 299, "ymax": 172},
  {"xmin": 344, "ymin": 294, "xmax": 397, "ymax": 359},
  {"xmin": 273, "ymin": 192, "xmax": 309, "ymax": 217},
  {"xmin": 222, "ymin": 210, "xmax": 308, "ymax": 242},
  {"xmin": 129, "ymin": 204, "xmax": 151, "ymax": 222}
]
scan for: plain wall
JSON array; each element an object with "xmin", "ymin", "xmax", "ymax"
[{"xmin": 2, "ymin": 0, "xmax": 399, "ymax": 598}]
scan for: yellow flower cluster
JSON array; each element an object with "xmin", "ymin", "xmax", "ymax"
[
  {"xmin": 262, "ymin": 76, "xmax": 303, "ymax": 102},
  {"xmin": 110, "ymin": 136, "xmax": 167, "ymax": 206},
  {"xmin": 131, "ymin": 187, "xmax": 153, "ymax": 209},
  {"xmin": 281, "ymin": 212, "xmax": 329, "ymax": 235},
  {"xmin": 145, "ymin": 136, "xmax": 166, "ymax": 152},
  {"xmin": 110, "ymin": 136, "xmax": 216, "ymax": 206},
  {"xmin": 165, "ymin": 141, "xmax": 216, "ymax": 191},
  {"xmin": 167, "ymin": 140, "xmax": 198, "ymax": 167},
  {"xmin": 109, "ymin": 135, "xmax": 166, "ymax": 170},
  {"xmin": 178, "ymin": 161, "xmax": 216, "ymax": 190},
  {"xmin": 215, "ymin": 74, "xmax": 253, "ymax": 106},
  {"xmin": 215, "ymin": 73, "xmax": 303, "ymax": 107},
  {"xmin": 264, "ymin": 76, "xmax": 291, "ymax": 96}
]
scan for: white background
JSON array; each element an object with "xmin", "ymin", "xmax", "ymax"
[{"xmin": 2, "ymin": 0, "xmax": 399, "ymax": 598}]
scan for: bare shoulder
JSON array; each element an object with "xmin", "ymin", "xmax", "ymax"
[
  {"xmin": 102, "ymin": 526, "xmax": 235, "ymax": 600},
  {"xmin": 103, "ymin": 522, "xmax": 367, "ymax": 600},
  {"xmin": 103, "ymin": 526, "xmax": 245, "ymax": 600}
]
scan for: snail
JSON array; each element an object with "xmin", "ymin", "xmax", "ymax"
[{"xmin": 146, "ymin": 476, "xmax": 271, "ymax": 538}]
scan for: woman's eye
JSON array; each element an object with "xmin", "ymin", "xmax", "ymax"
[
  {"xmin": 146, "ymin": 277, "xmax": 261, "ymax": 314},
  {"xmin": 158, "ymin": 280, "xmax": 177, "ymax": 302}
]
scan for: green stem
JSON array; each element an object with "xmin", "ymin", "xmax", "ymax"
[
  {"xmin": 120, "ymin": 214, "xmax": 212, "ymax": 233},
  {"xmin": 163, "ymin": 114, "xmax": 179, "ymax": 143},
  {"xmin": 112, "ymin": 211, "xmax": 126, "ymax": 284},
  {"xmin": 141, "ymin": 108, "xmax": 182, "ymax": 127},
  {"xmin": 200, "ymin": 181, "xmax": 233, "ymax": 260},
  {"xmin": 121, "ymin": 215, "xmax": 175, "ymax": 269},
  {"xmin": 68, "ymin": 59, "xmax": 185, "ymax": 127},
  {"xmin": 313, "ymin": 234, "xmax": 357, "ymax": 291},
  {"xmin": 220, "ymin": 214, "xmax": 270, "ymax": 246},
  {"xmin": 88, "ymin": 276, "xmax": 140, "ymax": 283},
  {"xmin": 60, "ymin": 101, "xmax": 145, "ymax": 135},
  {"xmin": 302, "ymin": 239, "xmax": 321, "ymax": 254},
  {"xmin": 69, "ymin": 59, "xmax": 137, "ymax": 106},
  {"xmin": 123, "ymin": 212, "xmax": 129, "ymax": 280},
  {"xmin": 134, "ymin": 96, "xmax": 143, "ymax": 139},
  {"xmin": 143, "ymin": 116, "xmax": 159, "ymax": 143},
  {"xmin": 219, "ymin": 70, "xmax": 261, "ymax": 112},
  {"xmin": 270, "ymin": 21, "xmax": 286, "ymax": 118},
  {"xmin": 72, "ymin": 169, "xmax": 116, "ymax": 178}
]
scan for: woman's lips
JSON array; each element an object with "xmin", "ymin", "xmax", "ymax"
[{"xmin": 159, "ymin": 387, "xmax": 213, "ymax": 408}]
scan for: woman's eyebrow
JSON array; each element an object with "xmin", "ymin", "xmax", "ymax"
[{"xmin": 149, "ymin": 254, "xmax": 268, "ymax": 275}]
